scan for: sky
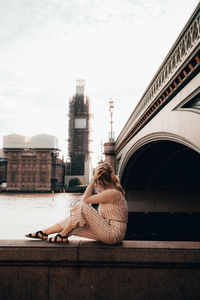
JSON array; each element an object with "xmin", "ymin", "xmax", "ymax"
[{"xmin": 0, "ymin": 0, "xmax": 199, "ymax": 165}]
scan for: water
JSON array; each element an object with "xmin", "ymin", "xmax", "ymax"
[{"xmin": 0, "ymin": 193, "xmax": 82, "ymax": 239}]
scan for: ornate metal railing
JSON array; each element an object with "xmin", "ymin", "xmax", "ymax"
[{"xmin": 115, "ymin": 4, "xmax": 200, "ymax": 154}]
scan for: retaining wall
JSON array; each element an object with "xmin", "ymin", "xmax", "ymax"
[{"xmin": 0, "ymin": 240, "xmax": 200, "ymax": 300}]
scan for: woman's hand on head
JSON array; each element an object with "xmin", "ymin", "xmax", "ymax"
[{"xmin": 93, "ymin": 169, "xmax": 101, "ymax": 182}]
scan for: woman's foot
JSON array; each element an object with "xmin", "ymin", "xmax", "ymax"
[
  {"xmin": 47, "ymin": 233, "xmax": 68, "ymax": 243},
  {"xmin": 25, "ymin": 230, "xmax": 48, "ymax": 240}
]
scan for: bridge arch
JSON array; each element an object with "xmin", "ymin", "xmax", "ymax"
[
  {"xmin": 119, "ymin": 132, "xmax": 200, "ymax": 186},
  {"xmin": 119, "ymin": 132, "xmax": 200, "ymax": 190},
  {"xmin": 120, "ymin": 133, "xmax": 200, "ymax": 241}
]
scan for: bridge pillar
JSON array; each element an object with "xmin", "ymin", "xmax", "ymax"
[{"xmin": 103, "ymin": 142, "xmax": 116, "ymax": 172}]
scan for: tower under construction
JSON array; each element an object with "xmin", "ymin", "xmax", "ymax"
[{"xmin": 66, "ymin": 80, "xmax": 92, "ymax": 185}]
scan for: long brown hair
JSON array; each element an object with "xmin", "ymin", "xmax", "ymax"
[{"xmin": 95, "ymin": 162, "xmax": 125, "ymax": 195}]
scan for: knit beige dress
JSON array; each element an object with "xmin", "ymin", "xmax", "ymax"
[{"xmin": 58, "ymin": 189, "xmax": 128, "ymax": 244}]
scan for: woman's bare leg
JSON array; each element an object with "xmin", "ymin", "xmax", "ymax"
[
  {"xmin": 47, "ymin": 218, "xmax": 73, "ymax": 242},
  {"xmin": 43, "ymin": 223, "xmax": 63, "ymax": 235}
]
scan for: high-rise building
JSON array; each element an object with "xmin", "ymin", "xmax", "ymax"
[{"xmin": 66, "ymin": 80, "xmax": 92, "ymax": 186}]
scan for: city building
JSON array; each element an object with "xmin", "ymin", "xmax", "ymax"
[
  {"xmin": 2, "ymin": 134, "xmax": 64, "ymax": 192},
  {"xmin": 0, "ymin": 149, "xmax": 7, "ymax": 191},
  {"xmin": 65, "ymin": 80, "xmax": 92, "ymax": 186}
]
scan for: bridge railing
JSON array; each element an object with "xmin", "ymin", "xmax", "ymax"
[{"xmin": 116, "ymin": 4, "xmax": 200, "ymax": 151}]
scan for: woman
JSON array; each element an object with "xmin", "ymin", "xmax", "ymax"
[{"xmin": 25, "ymin": 162, "xmax": 128, "ymax": 244}]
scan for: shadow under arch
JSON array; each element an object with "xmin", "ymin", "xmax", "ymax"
[
  {"xmin": 119, "ymin": 132, "xmax": 200, "ymax": 181},
  {"xmin": 121, "ymin": 135, "xmax": 200, "ymax": 241},
  {"xmin": 122, "ymin": 139, "xmax": 200, "ymax": 191}
]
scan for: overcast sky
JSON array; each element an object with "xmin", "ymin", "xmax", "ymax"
[{"xmin": 0, "ymin": 0, "xmax": 199, "ymax": 164}]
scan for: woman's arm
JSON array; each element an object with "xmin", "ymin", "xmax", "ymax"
[
  {"xmin": 81, "ymin": 182, "xmax": 94, "ymax": 201},
  {"xmin": 82, "ymin": 185, "xmax": 120, "ymax": 204}
]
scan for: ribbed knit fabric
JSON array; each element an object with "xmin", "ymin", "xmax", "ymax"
[
  {"xmin": 58, "ymin": 190, "xmax": 128, "ymax": 245},
  {"xmin": 98, "ymin": 189, "xmax": 128, "ymax": 223}
]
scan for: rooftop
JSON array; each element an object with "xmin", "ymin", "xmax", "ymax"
[{"xmin": 3, "ymin": 134, "xmax": 59, "ymax": 150}]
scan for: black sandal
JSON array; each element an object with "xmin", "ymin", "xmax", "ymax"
[
  {"xmin": 25, "ymin": 230, "xmax": 48, "ymax": 240},
  {"xmin": 48, "ymin": 234, "xmax": 68, "ymax": 243}
]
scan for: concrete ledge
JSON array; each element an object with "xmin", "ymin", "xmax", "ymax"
[
  {"xmin": 0, "ymin": 240, "xmax": 200, "ymax": 300},
  {"xmin": 0, "ymin": 240, "xmax": 200, "ymax": 264},
  {"xmin": 0, "ymin": 240, "xmax": 79, "ymax": 263}
]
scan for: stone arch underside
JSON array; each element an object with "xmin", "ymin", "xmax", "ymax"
[{"xmin": 121, "ymin": 138, "xmax": 200, "ymax": 241}]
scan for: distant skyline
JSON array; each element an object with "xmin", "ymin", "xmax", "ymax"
[{"xmin": 0, "ymin": 0, "xmax": 199, "ymax": 165}]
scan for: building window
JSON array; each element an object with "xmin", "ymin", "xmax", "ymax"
[
  {"xmin": 12, "ymin": 165, "xmax": 17, "ymax": 171},
  {"xmin": 41, "ymin": 164, "xmax": 46, "ymax": 172}
]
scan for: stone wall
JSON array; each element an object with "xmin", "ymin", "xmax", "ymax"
[{"xmin": 0, "ymin": 240, "xmax": 200, "ymax": 300}]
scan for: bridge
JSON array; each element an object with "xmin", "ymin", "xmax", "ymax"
[{"xmin": 113, "ymin": 4, "xmax": 200, "ymax": 240}]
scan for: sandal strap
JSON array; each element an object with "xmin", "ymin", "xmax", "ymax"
[
  {"xmin": 28, "ymin": 230, "xmax": 48, "ymax": 238},
  {"xmin": 57, "ymin": 234, "xmax": 68, "ymax": 240},
  {"xmin": 37, "ymin": 230, "xmax": 48, "ymax": 237},
  {"xmin": 48, "ymin": 234, "xmax": 68, "ymax": 243},
  {"xmin": 41, "ymin": 232, "xmax": 48, "ymax": 237},
  {"xmin": 54, "ymin": 234, "xmax": 59, "ymax": 242}
]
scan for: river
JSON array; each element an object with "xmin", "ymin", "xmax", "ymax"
[{"xmin": 0, "ymin": 193, "xmax": 82, "ymax": 239}]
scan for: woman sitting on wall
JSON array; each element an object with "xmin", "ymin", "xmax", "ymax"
[{"xmin": 25, "ymin": 162, "xmax": 128, "ymax": 244}]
